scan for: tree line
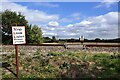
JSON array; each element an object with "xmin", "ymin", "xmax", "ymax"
[{"xmin": 43, "ymin": 36, "xmax": 120, "ymax": 43}]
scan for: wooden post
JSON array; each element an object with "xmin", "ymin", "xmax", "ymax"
[
  {"xmin": 15, "ymin": 23, "xmax": 19, "ymax": 79},
  {"xmin": 15, "ymin": 44, "xmax": 19, "ymax": 78}
]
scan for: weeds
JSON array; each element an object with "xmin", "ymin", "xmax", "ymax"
[{"xmin": 2, "ymin": 50, "xmax": 120, "ymax": 79}]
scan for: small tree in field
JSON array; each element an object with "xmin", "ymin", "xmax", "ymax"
[
  {"xmin": 52, "ymin": 36, "xmax": 56, "ymax": 42},
  {"xmin": 29, "ymin": 25, "xmax": 43, "ymax": 44}
]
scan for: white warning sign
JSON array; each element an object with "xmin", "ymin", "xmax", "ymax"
[{"xmin": 12, "ymin": 26, "xmax": 26, "ymax": 44}]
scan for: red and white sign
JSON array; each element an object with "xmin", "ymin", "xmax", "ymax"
[{"xmin": 12, "ymin": 26, "xmax": 26, "ymax": 44}]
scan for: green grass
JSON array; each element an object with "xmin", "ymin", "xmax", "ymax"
[{"xmin": 1, "ymin": 50, "xmax": 120, "ymax": 79}]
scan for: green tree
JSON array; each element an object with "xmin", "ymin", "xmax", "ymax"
[
  {"xmin": 1, "ymin": 10, "xmax": 28, "ymax": 44},
  {"xmin": 26, "ymin": 24, "xmax": 32, "ymax": 44},
  {"xmin": 29, "ymin": 25, "xmax": 43, "ymax": 44},
  {"xmin": 0, "ymin": 13, "xmax": 2, "ymax": 44},
  {"xmin": 1, "ymin": 10, "xmax": 43, "ymax": 44},
  {"xmin": 95, "ymin": 38, "xmax": 101, "ymax": 42},
  {"xmin": 52, "ymin": 36, "xmax": 56, "ymax": 42},
  {"xmin": 43, "ymin": 37, "xmax": 51, "ymax": 43}
]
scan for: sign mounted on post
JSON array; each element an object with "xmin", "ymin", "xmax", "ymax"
[
  {"xmin": 80, "ymin": 36, "xmax": 84, "ymax": 42},
  {"xmin": 12, "ymin": 26, "xmax": 26, "ymax": 78},
  {"xmin": 12, "ymin": 26, "xmax": 26, "ymax": 44}
]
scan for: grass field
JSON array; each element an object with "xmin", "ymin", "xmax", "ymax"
[{"xmin": 1, "ymin": 49, "xmax": 120, "ymax": 79}]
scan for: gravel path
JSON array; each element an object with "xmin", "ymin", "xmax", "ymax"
[{"xmin": 1, "ymin": 45, "xmax": 119, "ymax": 55}]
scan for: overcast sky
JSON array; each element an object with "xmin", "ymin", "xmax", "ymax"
[{"xmin": 1, "ymin": 0, "xmax": 119, "ymax": 39}]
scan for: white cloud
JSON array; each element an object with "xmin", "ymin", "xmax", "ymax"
[
  {"xmin": 66, "ymin": 24, "xmax": 74, "ymax": 27},
  {"xmin": 1, "ymin": 2, "xmax": 59, "ymax": 24},
  {"xmin": 102, "ymin": 0, "xmax": 118, "ymax": 2},
  {"xmin": 95, "ymin": 0, "xmax": 119, "ymax": 8},
  {"xmin": 75, "ymin": 20, "xmax": 92, "ymax": 27},
  {"xmin": 59, "ymin": 13, "xmax": 81, "ymax": 23},
  {"xmin": 85, "ymin": 31, "xmax": 94, "ymax": 33},
  {"xmin": 69, "ymin": 33, "xmax": 76, "ymax": 36},
  {"xmin": 60, "ymin": 18, "xmax": 73, "ymax": 22},
  {"xmin": 34, "ymin": 2, "xmax": 59, "ymax": 8},
  {"xmin": 47, "ymin": 21, "xmax": 59, "ymax": 27},
  {"xmin": 71, "ymin": 13, "xmax": 80, "ymax": 20},
  {"xmin": 42, "ymin": 12, "xmax": 118, "ymax": 39},
  {"xmin": 43, "ymin": 32, "xmax": 56, "ymax": 36},
  {"xmin": 72, "ymin": 12, "xmax": 118, "ymax": 39}
]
